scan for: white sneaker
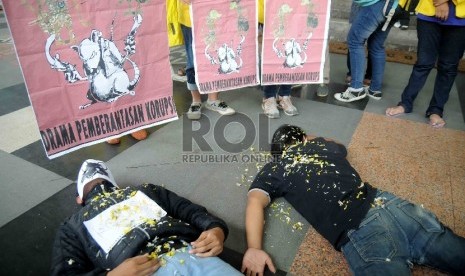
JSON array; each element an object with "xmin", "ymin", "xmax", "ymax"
[
  {"xmin": 277, "ymin": 96, "xmax": 299, "ymax": 116},
  {"xmin": 262, "ymin": 97, "xmax": 280, "ymax": 118},
  {"xmin": 187, "ymin": 103, "xmax": 202, "ymax": 120},
  {"xmin": 334, "ymin": 87, "xmax": 366, "ymax": 102},
  {"xmin": 204, "ymin": 100, "xmax": 235, "ymax": 115}
]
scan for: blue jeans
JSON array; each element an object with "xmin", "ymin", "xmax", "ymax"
[
  {"xmin": 342, "ymin": 191, "xmax": 465, "ymax": 275},
  {"xmin": 398, "ymin": 19, "xmax": 465, "ymax": 117},
  {"xmin": 263, "ymin": 85, "xmax": 292, "ymax": 99},
  {"xmin": 155, "ymin": 246, "xmax": 242, "ymax": 276},
  {"xmin": 347, "ymin": 0, "xmax": 395, "ymax": 91},
  {"xmin": 180, "ymin": 24, "xmax": 198, "ymax": 91}
]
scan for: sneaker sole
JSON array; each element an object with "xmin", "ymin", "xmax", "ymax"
[
  {"xmin": 187, "ymin": 113, "xmax": 201, "ymax": 120},
  {"xmin": 368, "ymin": 94, "xmax": 382, "ymax": 100},
  {"xmin": 334, "ymin": 92, "xmax": 367, "ymax": 102},
  {"xmin": 262, "ymin": 103, "xmax": 280, "ymax": 118},
  {"xmin": 283, "ymin": 110, "xmax": 299, "ymax": 116},
  {"xmin": 205, "ymin": 105, "xmax": 235, "ymax": 115},
  {"xmin": 264, "ymin": 113, "xmax": 280, "ymax": 118},
  {"xmin": 277, "ymin": 105, "xmax": 299, "ymax": 116}
]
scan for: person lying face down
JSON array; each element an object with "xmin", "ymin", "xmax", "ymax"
[
  {"xmin": 51, "ymin": 159, "xmax": 242, "ymax": 276},
  {"xmin": 242, "ymin": 124, "xmax": 465, "ymax": 276}
]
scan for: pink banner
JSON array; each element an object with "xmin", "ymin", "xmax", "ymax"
[
  {"xmin": 3, "ymin": 0, "xmax": 177, "ymax": 159},
  {"xmin": 191, "ymin": 0, "xmax": 259, "ymax": 93},
  {"xmin": 261, "ymin": 0, "xmax": 330, "ymax": 85}
]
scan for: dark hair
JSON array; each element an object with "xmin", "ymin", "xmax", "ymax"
[{"xmin": 270, "ymin": 125, "xmax": 306, "ymax": 157}]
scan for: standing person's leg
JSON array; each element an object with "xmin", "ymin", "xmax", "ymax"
[
  {"xmin": 262, "ymin": 85, "xmax": 280, "ymax": 118},
  {"xmin": 426, "ymin": 24, "xmax": 465, "ymax": 127},
  {"xmin": 346, "ymin": 50, "xmax": 352, "ymax": 84},
  {"xmin": 365, "ymin": 22, "xmax": 392, "ymax": 100},
  {"xmin": 277, "ymin": 85, "xmax": 298, "ymax": 116},
  {"xmin": 348, "ymin": 47, "xmax": 372, "ymax": 86},
  {"xmin": 386, "ymin": 19, "xmax": 440, "ymax": 117},
  {"xmin": 334, "ymin": 0, "xmax": 388, "ymax": 102},
  {"xmin": 346, "ymin": 1, "xmax": 361, "ymax": 85},
  {"xmin": 181, "ymin": 24, "xmax": 202, "ymax": 120},
  {"xmin": 365, "ymin": 49, "xmax": 372, "ymax": 85},
  {"xmin": 317, "ymin": 47, "xmax": 330, "ymax": 97}
]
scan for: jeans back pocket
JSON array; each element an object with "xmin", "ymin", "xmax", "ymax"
[
  {"xmin": 398, "ymin": 202, "xmax": 442, "ymax": 233},
  {"xmin": 347, "ymin": 212, "xmax": 397, "ymax": 262}
]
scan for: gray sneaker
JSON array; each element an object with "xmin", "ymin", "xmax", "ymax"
[
  {"xmin": 334, "ymin": 87, "xmax": 366, "ymax": 102},
  {"xmin": 278, "ymin": 96, "xmax": 299, "ymax": 116},
  {"xmin": 316, "ymin": 84, "xmax": 329, "ymax": 97},
  {"xmin": 204, "ymin": 100, "xmax": 235, "ymax": 115},
  {"xmin": 187, "ymin": 103, "xmax": 202, "ymax": 120},
  {"xmin": 262, "ymin": 97, "xmax": 280, "ymax": 118}
]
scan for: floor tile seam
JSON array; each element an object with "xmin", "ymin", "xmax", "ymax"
[{"xmin": 0, "ymin": 182, "xmax": 75, "ymax": 230}]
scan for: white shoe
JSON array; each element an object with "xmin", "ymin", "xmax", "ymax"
[
  {"xmin": 262, "ymin": 97, "xmax": 280, "ymax": 119},
  {"xmin": 187, "ymin": 103, "xmax": 202, "ymax": 120},
  {"xmin": 277, "ymin": 96, "xmax": 299, "ymax": 116},
  {"xmin": 334, "ymin": 87, "xmax": 366, "ymax": 102},
  {"xmin": 204, "ymin": 100, "xmax": 235, "ymax": 115}
]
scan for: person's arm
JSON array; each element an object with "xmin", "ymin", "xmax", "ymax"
[
  {"xmin": 51, "ymin": 222, "xmax": 159, "ymax": 276},
  {"xmin": 435, "ymin": 1, "xmax": 450, "ymax": 20},
  {"xmin": 107, "ymin": 255, "xmax": 159, "ymax": 276},
  {"xmin": 433, "ymin": 0, "xmax": 449, "ymax": 6},
  {"xmin": 142, "ymin": 184, "xmax": 229, "ymax": 257},
  {"xmin": 189, "ymin": 226, "xmax": 226, "ymax": 257},
  {"xmin": 241, "ymin": 190, "xmax": 276, "ymax": 276}
]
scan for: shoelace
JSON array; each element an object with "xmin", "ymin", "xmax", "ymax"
[
  {"xmin": 190, "ymin": 105, "xmax": 201, "ymax": 112},
  {"xmin": 264, "ymin": 98, "xmax": 276, "ymax": 109},
  {"xmin": 217, "ymin": 101, "xmax": 228, "ymax": 108},
  {"xmin": 280, "ymin": 97, "xmax": 293, "ymax": 109},
  {"xmin": 342, "ymin": 89, "xmax": 352, "ymax": 98}
]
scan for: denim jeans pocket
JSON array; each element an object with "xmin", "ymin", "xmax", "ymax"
[
  {"xmin": 397, "ymin": 201, "xmax": 443, "ymax": 233},
  {"xmin": 347, "ymin": 212, "xmax": 396, "ymax": 262}
]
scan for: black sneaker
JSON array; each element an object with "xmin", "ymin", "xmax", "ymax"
[{"xmin": 368, "ymin": 89, "xmax": 382, "ymax": 100}]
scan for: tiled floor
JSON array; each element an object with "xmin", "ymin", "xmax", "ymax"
[{"xmin": 1, "ymin": 9, "xmax": 465, "ymax": 276}]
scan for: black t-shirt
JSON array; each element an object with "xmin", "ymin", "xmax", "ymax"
[{"xmin": 250, "ymin": 138, "xmax": 377, "ymax": 250}]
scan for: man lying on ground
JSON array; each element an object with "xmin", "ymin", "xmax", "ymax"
[
  {"xmin": 242, "ymin": 124, "xmax": 465, "ymax": 275},
  {"xmin": 51, "ymin": 159, "xmax": 242, "ymax": 276}
]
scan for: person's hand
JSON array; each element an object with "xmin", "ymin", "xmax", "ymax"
[
  {"xmin": 435, "ymin": 2, "xmax": 449, "ymax": 21},
  {"xmin": 241, "ymin": 248, "xmax": 276, "ymax": 276},
  {"xmin": 189, "ymin": 227, "xmax": 225, "ymax": 257},
  {"xmin": 107, "ymin": 254, "xmax": 160, "ymax": 276}
]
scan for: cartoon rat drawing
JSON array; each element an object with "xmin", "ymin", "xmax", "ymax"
[{"xmin": 45, "ymin": 14, "xmax": 143, "ymax": 109}]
